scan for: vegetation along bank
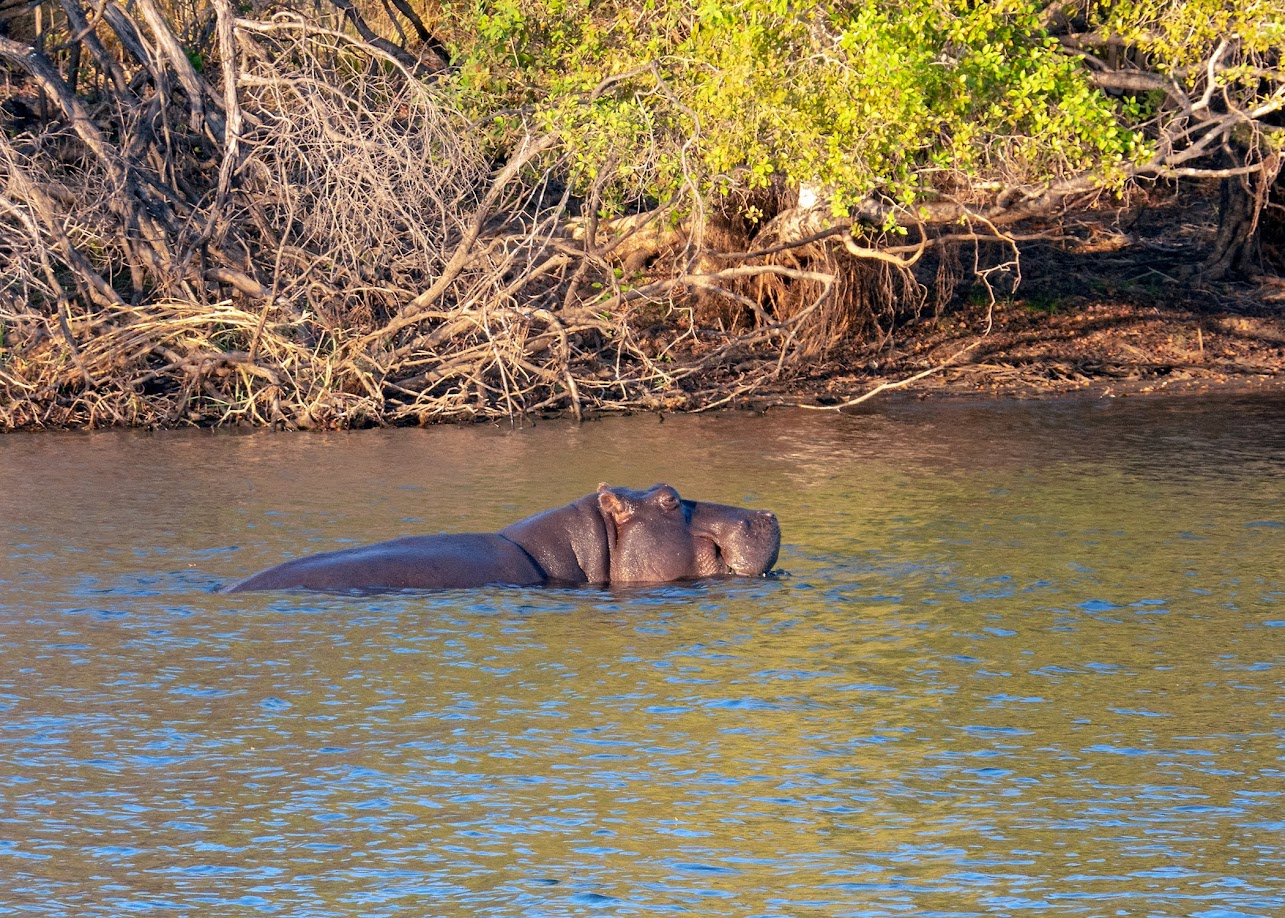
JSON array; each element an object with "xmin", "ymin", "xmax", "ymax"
[{"xmin": 1, "ymin": 1, "xmax": 1283, "ymax": 428}]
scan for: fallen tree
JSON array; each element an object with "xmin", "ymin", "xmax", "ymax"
[{"xmin": 0, "ymin": 1, "xmax": 1281, "ymax": 428}]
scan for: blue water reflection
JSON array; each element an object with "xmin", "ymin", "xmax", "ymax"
[{"xmin": 0, "ymin": 397, "xmax": 1282, "ymax": 916}]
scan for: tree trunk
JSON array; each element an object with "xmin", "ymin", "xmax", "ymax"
[{"xmin": 1203, "ymin": 175, "xmax": 1260, "ymax": 281}]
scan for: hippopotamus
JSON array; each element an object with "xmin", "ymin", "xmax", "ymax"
[{"xmin": 223, "ymin": 483, "xmax": 780, "ymax": 593}]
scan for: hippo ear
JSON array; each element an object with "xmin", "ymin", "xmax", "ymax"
[
  {"xmin": 596, "ymin": 489, "xmax": 629, "ymax": 559},
  {"xmin": 597, "ymin": 488, "xmax": 629, "ymax": 521}
]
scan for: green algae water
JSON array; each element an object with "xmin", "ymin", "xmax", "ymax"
[{"xmin": 0, "ymin": 396, "xmax": 1281, "ymax": 916}]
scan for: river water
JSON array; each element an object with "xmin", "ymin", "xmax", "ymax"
[{"xmin": 0, "ymin": 396, "xmax": 1281, "ymax": 917}]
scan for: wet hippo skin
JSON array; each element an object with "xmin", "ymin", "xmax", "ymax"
[{"xmin": 224, "ymin": 483, "xmax": 780, "ymax": 593}]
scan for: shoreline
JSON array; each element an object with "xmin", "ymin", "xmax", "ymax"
[
  {"xmin": 2, "ymin": 292, "xmax": 1281, "ymax": 431},
  {"xmin": 740, "ymin": 297, "xmax": 1285, "ymax": 412}
]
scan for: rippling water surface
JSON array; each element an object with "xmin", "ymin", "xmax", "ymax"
[{"xmin": 1, "ymin": 397, "xmax": 1282, "ymax": 916}]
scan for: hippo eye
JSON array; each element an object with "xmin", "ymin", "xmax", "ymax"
[{"xmin": 658, "ymin": 492, "xmax": 679, "ymax": 511}]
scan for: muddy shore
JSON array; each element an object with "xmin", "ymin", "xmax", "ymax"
[
  {"xmin": 729, "ymin": 215, "xmax": 1285, "ymax": 411},
  {"xmin": 761, "ymin": 295, "xmax": 1285, "ymax": 409}
]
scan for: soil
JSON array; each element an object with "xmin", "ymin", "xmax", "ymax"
[
  {"xmin": 745, "ymin": 208, "xmax": 1285, "ymax": 409},
  {"xmin": 784, "ymin": 295, "xmax": 1285, "ymax": 406}
]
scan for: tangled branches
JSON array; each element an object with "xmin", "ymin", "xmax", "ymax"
[
  {"xmin": 5, "ymin": 1, "xmax": 1277, "ymax": 430},
  {"xmin": 1, "ymin": 1, "xmax": 902, "ymax": 429}
]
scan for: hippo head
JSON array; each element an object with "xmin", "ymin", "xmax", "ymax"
[
  {"xmin": 597, "ymin": 483, "xmax": 780, "ymax": 583},
  {"xmin": 687, "ymin": 497, "xmax": 781, "ymax": 577}
]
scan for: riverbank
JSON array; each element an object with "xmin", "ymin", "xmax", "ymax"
[
  {"xmin": 2, "ymin": 287, "xmax": 1281, "ymax": 430},
  {"xmin": 5, "ymin": 1, "xmax": 1285, "ymax": 430},
  {"xmin": 713, "ymin": 217, "xmax": 1285, "ymax": 411},
  {"xmin": 764, "ymin": 293, "xmax": 1285, "ymax": 409}
]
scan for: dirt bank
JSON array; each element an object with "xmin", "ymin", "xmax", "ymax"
[
  {"xmin": 771, "ymin": 295, "xmax": 1285, "ymax": 409},
  {"xmin": 725, "ymin": 215, "xmax": 1285, "ymax": 410}
]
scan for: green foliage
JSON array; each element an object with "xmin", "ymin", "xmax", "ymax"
[
  {"xmin": 430, "ymin": 1, "xmax": 1279, "ymax": 215},
  {"xmin": 1085, "ymin": 1, "xmax": 1285, "ymax": 121},
  {"xmin": 1089, "ymin": 0, "xmax": 1285, "ymax": 68}
]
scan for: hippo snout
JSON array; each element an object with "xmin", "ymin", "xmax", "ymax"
[
  {"xmin": 750, "ymin": 511, "xmax": 782, "ymax": 573},
  {"xmin": 720, "ymin": 507, "xmax": 781, "ymax": 576}
]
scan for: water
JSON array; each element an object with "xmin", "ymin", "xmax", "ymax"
[{"xmin": 0, "ymin": 397, "xmax": 1281, "ymax": 916}]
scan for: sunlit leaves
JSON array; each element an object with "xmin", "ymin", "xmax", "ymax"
[
  {"xmin": 432, "ymin": 0, "xmax": 1277, "ymax": 216},
  {"xmin": 1092, "ymin": 0, "xmax": 1285, "ymax": 69}
]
